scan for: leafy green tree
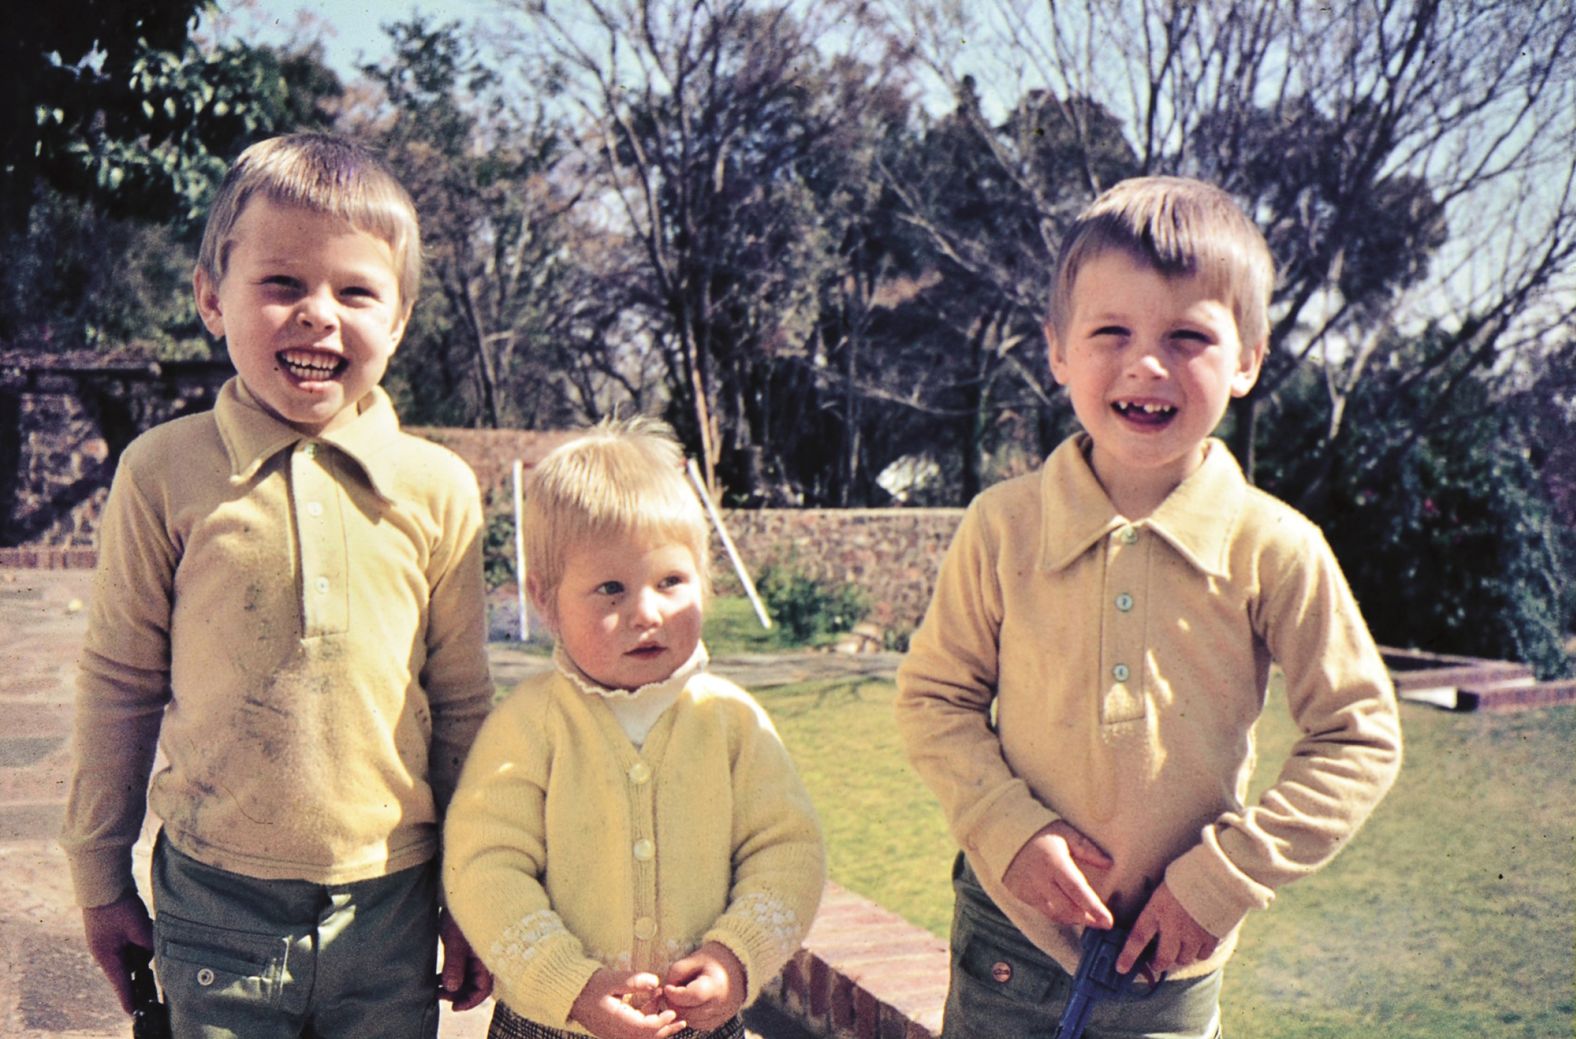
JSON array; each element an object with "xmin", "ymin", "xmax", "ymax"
[
  {"xmin": 1258, "ymin": 329, "xmax": 1573, "ymax": 677},
  {"xmin": 2, "ymin": 1, "xmax": 343, "ymax": 351}
]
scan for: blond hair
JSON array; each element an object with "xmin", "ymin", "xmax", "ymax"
[
  {"xmin": 525, "ymin": 416, "xmax": 711, "ymax": 602},
  {"xmin": 196, "ymin": 133, "xmax": 422, "ymax": 313},
  {"xmin": 1048, "ymin": 176, "xmax": 1274, "ymax": 346}
]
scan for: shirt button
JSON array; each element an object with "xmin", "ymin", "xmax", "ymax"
[
  {"xmin": 633, "ymin": 916, "xmax": 658, "ymax": 940},
  {"xmin": 628, "ymin": 762, "xmax": 652, "ymax": 785},
  {"xmin": 633, "ymin": 838, "xmax": 655, "ymax": 861},
  {"xmin": 1115, "ymin": 593, "xmax": 1134, "ymax": 612},
  {"xmin": 314, "ymin": 577, "xmax": 330, "ymax": 594},
  {"xmin": 1113, "ymin": 663, "xmax": 1131, "ymax": 682},
  {"xmin": 306, "ymin": 501, "xmax": 324, "ymax": 517},
  {"xmin": 302, "ymin": 443, "xmax": 316, "ymax": 458},
  {"xmin": 1118, "ymin": 525, "xmax": 1139, "ymax": 544}
]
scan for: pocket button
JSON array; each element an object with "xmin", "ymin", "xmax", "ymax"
[
  {"xmin": 196, "ymin": 967, "xmax": 216, "ymax": 987},
  {"xmin": 991, "ymin": 961, "xmax": 1013, "ymax": 984}
]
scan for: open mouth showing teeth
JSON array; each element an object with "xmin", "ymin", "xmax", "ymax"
[
  {"xmin": 1113, "ymin": 400, "xmax": 1176, "ymax": 425},
  {"xmin": 278, "ymin": 350, "xmax": 346, "ymax": 381}
]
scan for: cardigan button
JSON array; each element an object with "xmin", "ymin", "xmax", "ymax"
[
  {"xmin": 1112, "ymin": 664, "xmax": 1131, "ymax": 682},
  {"xmin": 628, "ymin": 762, "xmax": 652, "ymax": 784},
  {"xmin": 633, "ymin": 916, "xmax": 657, "ymax": 940},
  {"xmin": 633, "ymin": 838, "xmax": 655, "ymax": 861},
  {"xmin": 1115, "ymin": 593, "xmax": 1134, "ymax": 612}
]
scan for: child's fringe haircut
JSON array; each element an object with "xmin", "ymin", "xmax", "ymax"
[
  {"xmin": 525, "ymin": 416, "xmax": 711, "ymax": 601},
  {"xmin": 196, "ymin": 132, "xmax": 423, "ymax": 312},
  {"xmin": 1048, "ymin": 176, "xmax": 1274, "ymax": 347}
]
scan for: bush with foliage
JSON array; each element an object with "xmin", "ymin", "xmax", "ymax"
[
  {"xmin": 1256, "ymin": 329, "xmax": 1573, "ymax": 678},
  {"xmin": 757, "ymin": 562, "xmax": 870, "ymax": 647}
]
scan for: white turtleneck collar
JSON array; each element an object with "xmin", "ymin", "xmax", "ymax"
[{"xmin": 553, "ymin": 642, "xmax": 710, "ymax": 747}]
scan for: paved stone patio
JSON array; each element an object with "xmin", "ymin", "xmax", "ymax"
[{"xmin": 0, "ymin": 568, "xmax": 850, "ymax": 1038}]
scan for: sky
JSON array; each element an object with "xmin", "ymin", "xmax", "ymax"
[{"xmin": 204, "ymin": 0, "xmax": 497, "ymax": 78}]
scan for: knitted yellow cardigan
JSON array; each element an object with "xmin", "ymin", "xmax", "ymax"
[{"xmin": 444, "ymin": 664, "xmax": 825, "ymax": 1030}]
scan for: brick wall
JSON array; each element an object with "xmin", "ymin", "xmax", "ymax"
[{"xmin": 768, "ymin": 882, "xmax": 949, "ymax": 1039}]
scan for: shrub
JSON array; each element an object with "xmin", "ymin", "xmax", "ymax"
[
  {"xmin": 1256, "ymin": 328, "xmax": 1573, "ymax": 678},
  {"xmin": 758, "ymin": 562, "xmax": 870, "ymax": 646},
  {"xmin": 483, "ymin": 511, "xmax": 518, "ymax": 591}
]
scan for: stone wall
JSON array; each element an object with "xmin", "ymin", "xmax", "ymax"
[
  {"xmin": 1, "ymin": 353, "xmax": 230, "ymax": 548},
  {"xmin": 719, "ymin": 509, "xmax": 961, "ymax": 632},
  {"xmin": 4, "ymin": 412, "xmax": 963, "ymax": 629}
]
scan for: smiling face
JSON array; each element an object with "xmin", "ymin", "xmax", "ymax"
[
  {"xmin": 1047, "ymin": 248, "xmax": 1264, "ymax": 515},
  {"xmin": 535, "ymin": 532, "xmax": 705, "ymax": 692},
  {"xmin": 194, "ymin": 196, "xmax": 408, "ymax": 436}
]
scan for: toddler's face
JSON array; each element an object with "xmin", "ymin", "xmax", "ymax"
[
  {"xmin": 194, "ymin": 196, "xmax": 407, "ymax": 436},
  {"xmin": 1047, "ymin": 248, "xmax": 1262, "ymax": 501},
  {"xmin": 544, "ymin": 533, "xmax": 704, "ymax": 691}
]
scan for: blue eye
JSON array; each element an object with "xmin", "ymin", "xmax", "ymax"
[{"xmin": 595, "ymin": 581, "xmax": 624, "ymax": 596}]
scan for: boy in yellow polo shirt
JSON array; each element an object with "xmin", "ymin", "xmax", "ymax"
[
  {"xmin": 443, "ymin": 418, "xmax": 825, "ymax": 1039},
  {"xmin": 895, "ymin": 176, "xmax": 1402, "ymax": 1038},
  {"xmin": 61, "ymin": 132, "xmax": 494, "ymax": 1035}
]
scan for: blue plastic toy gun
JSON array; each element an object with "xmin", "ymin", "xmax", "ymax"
[{"xmin": 1051, "ymin": 925, "xmax": 1148, "ymax": 1039}]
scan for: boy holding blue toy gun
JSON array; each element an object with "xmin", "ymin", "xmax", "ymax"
[{"xmin": 895, "ymin": 177, "xmax": 1402, "ymax": 1038}]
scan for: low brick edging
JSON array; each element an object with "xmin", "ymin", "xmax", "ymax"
[
  {"xmin": 0, "ymin": 545, "xmax": 98, "ymax": 569},
  {"xmin": 764, "ymin": 882, "xmax": 949, "ymax": 1039}
]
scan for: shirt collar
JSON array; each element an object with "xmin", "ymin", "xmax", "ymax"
[
  {"xmin": 1039, "ymin": 433, "xmax": 1247, "ymax": 577},
  {"xmin": 213, "ymin": 377, "xmax": 404, "ymax": 501},
  {"xmin": 553, "ymin": 641, "xmax": 711, "ymax": 701}
]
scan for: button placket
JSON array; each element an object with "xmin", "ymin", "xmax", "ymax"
[
  {"xmin": 1101, "ymin": 527, "xmax": 1147, "ymax": 724},
  {"xmin": 292, "ymin": 443, "xmax": 348, "ymax": 637},
  {"xmin": 627, "ymin": 753, "xmax": 659, "ymax": 959}
]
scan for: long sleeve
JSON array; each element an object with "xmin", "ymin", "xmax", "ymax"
[
  {"xmin": 443, "ymin": 692, "xmax": 602, "ymax": 1028},
  {"xmin": 60, "ymin": 452, "xmax": 174, "ymax": 907},
  {"xmin": 894, "ymin": 498, "xmax": 1060, "ymax": 885},
  {"xmin": 1164, "ymin": 525, "xmax": 1403, "ymax": 937},
  {"xmin": 420, "ymin": 461, "xmax": 493, "ymax": 815},
  {"xmin": 702, "ymin": 698, "xmax": 825, "ymax": 1001}
]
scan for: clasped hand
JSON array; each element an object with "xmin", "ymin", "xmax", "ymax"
[
  {"xmin": 571, "ymin": 941, "xmax": 745, "ymax": 1039},
  {"xmin": 1001, "ymin": 821, "xmax": 1218, "ymax": 976}
]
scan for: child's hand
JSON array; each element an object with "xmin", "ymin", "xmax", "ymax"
[
  {"xmin": 662, "ymin": 941, "xmax": 746, "ymax": 1032},
  {"xmin": 1117, "ymin": 881, "xmax": 1218, "ymax": 975},
  {"xmin": 1002, "ymin": 821, "xmax": 1115, "ymax": 929},
  {"xmin": 571, "ymin": 967, "xmax": 686, "ymax": 1039},
  {"xmin": 437, "ymin": 909, "xmax": 494, "ymax": 1011},
  {"xmin": 81, "ymin": 891, "xmax": 155, "ymax": 1014}
]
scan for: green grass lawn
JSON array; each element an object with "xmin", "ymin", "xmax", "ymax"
[{"xmin": 759, "ymin": 676, "xmax": 1576, "ymax": 1039}]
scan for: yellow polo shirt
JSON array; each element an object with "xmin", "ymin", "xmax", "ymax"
[
  {"xmin": 62, "ymin": 377, "xmax": 493, "ymax": 907},
  {"xmin": 895, "ymin": 434, "xmax": 1402, "ymax": 977}
]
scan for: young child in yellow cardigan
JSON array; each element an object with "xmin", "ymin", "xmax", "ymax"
[
  {"xmin": 895, "ymin": 176, "xmax": 1402, "ymax": 1038},
  {"xmin": 444, "ymin": 417, "xmax": 826, "ymax": 1039}
]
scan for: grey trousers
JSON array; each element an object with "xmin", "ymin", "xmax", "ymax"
[
  {"xmin": 151, "ymin": 833, "xmax": 441, "ymax": 1039},
  {"xmin": 942, "ymin": 855, "xmax": 1224, "ymax": 1039}
]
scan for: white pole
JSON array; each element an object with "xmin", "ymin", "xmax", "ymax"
[
  {"xmin": 685, "ymin": 459, "xmax": 772, "ymax": 630},
  {"xmin": 512, "ymin": 459, "xmax": 529, "ymax": 642}
]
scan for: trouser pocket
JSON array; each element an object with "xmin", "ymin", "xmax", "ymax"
[{"xmin": 155, "ymin": 911, "xmax": 290, "ymax": 1014}]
